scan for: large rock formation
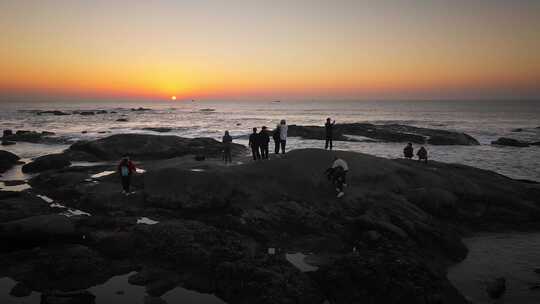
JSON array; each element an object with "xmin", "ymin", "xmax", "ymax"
[
  {"xmin": 491, "ymin": 137, "xmax": 531, "ymax": 147},
  {"xmin": 22, "ymin": 153, "xmax": 71, "ymax": 173},
  {"xmin": 5, "ymin": 148, "xmax": 540, "ymax": 303},
  {"xmin": 287, "ymin": 123, "xmax": 480, "ymax": 145},
  {"xmin": 0, "ymin": 150, "xmax": 20, "ymax": 173},
  {"xmin": 63, "ymin": 134, "xmax": 247, "ymax": 161}
]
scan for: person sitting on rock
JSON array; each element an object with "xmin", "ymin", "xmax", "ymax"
[
  {"xmin": 117, "ymin": 155, "xmax": 136, "ymax": 195},
  {"xmin": 326, "ymin": 156, "xmax": 349, "ymax": 198},
  {"xmin": 259, "ymin": 126, "xmax": 270, "ymax": 159},
  {"xmin": 222, "ymin": 130, "xmax": 233, "ymax": 164},
  {"xmin": 417, "ymin": 146, "xmax": 428, "ymax": 163},
  {"xmin": 403, "ymin": 143, "xmax": 414, "ymax": 159},
  {"xmin": 249, "ymin": 127, "xmax": 261, "ymax": 160}
]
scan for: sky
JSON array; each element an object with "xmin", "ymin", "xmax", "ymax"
[{"xmin": 0, "ymin": 0, "xmax": 539, "ymax": 102}]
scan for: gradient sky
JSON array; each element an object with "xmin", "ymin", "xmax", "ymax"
[{"xmin": 1, "ymin": 0, "xmax": 539, "ymax": 102}]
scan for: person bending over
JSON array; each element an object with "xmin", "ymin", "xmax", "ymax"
[
  {"xmin": 403, "ymin": 143, "xmax": 414, "ymax": 159},
  {"xmin": 417, "ymin": 146, "xmax": 428, "ymax": 163},
  {"xmin": 326, "ymin": 156, "xmax": 349, "ymax": 198}
]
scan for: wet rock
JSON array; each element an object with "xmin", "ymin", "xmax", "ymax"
[
  {"xmin": 0, "ymin": 150, "xmax": 20, "ymax": 173},
  {"xmin": 215, "ymin": 257, "xmax": 324, "ymax": 304},
  {"xmin": 0, "ymin": 214, "xmax": 80, "ymax": 248},
  {"xmin": 364, "ymin": 230, "xmax": 382, "ymax": 242},
  {"xmin": 491, "ymin": 137, "xmax": 530, "ymax": 147},
  {"xmin": 531, "ymin": 141, "xmax": 540, "ymax": 146},
  {"xmin": 79, "ymin": 111, "xmax": 95, "ymax": 116},
  {"xmin": 132, "ymin": 107, "xmax": 151, "ymax": 111},
  {"xmin": 534, "ymin": 268, "xmax": 540, "ymax": 274},
  {"xmin": 1, "ymin": 140, "xmax": 16, "ymax": 145},
  {"xmin": 64, "ymin": 134, "xmax": 246, "ymax": 161},
  {"xmin": 142, "ymin": 127, "xmax": 173, "ymax": 133},
  {"xmin": 144, "ymin": 296, "xmax": 167, "ymax": 304},
  {"xmin": 22, "ymin": 154, "xmax": 71, "ymax": 173},
  {"xmin": 3, "ymin": 129, "xmax": 13, "ymax": 137},
  {"xmin": 486, "ymin": 277, "xmax": 506, "ymax": 299},
  {"xmin": 2, "ymin": 130, "xmax": 59, "ymax": 144},
  {"xmin": 37, "ymin": 110, "xmax": 70, "ymax": 116},
  {"xmin": 512, "ymin": 128, "xmax": 523, "ymax": 132},
  {"xmin": 288, "ymin": 123, "xmax": 479, "ymax": 145},
  {"xmin": 116, "ymin": 118, "xmax": 128, "ymax": 122},
  {"xmin": 9, "ymin": 282, "xmax": 32, "ymax": 297},
  {"xmin": 41, "ymin": 290, "xmax": 95, "ymax": 304}
]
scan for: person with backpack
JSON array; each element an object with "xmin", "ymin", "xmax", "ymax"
[
  {"xmin": 117, "ymin": 155, "xmax": 136, "ymax": 194},
  {"xmin": 259, "ymin": 126, "xmax": 270, "ymax": 159},
  {"xmin": 249, "ymin": 127, "xmax": 261, "ymax": 160},
  {"xmin": 273, "ymin": 123, "xmax": 281, "ymax": 154},
  {"xmin": 222, "ymin": 130, "xmax": 233, "ymax": 164}
]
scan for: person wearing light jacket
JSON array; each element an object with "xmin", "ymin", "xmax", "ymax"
[{"xmin": 279, "ymin": 119, "xmax": 288, "ymax": 154}]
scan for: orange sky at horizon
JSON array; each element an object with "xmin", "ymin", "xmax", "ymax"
[{"xmin": 1, "ymin": 0, "xmax": 539, "ymax": 102}]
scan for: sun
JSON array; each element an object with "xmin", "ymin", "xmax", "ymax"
[{"xmin": 170, "ymin": 96, "xmax": 177, "ymax": 101}]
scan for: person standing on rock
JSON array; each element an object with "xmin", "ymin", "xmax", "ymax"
[
  {"xmin": 417, "ymin": 146, "xmax": 428, "ymax": 163},
  {"xmin": 279, "ymin": 119, "xmax": 288, "ymax": 154},
  {"xmin": 259, "ymin": 126, "xmax": 270, "ymax": 159},
  {"xmin": 273, "ymin": 124, "xmax": 281, "ymax": 154},
  {"xmin": 403, "ymin": 143, "xmax": 414, "ymax": 159},
  {"xmin": 325, "ymin": 117, "xmax": 336, "ymax": 150},
  {"xmin": 326, "ymin": 156, "xmax": 349, "ymax": 198},
  {"xmin": 222, "ymin": 130, "xmax": 233, "ymax": 164},
  {"xmin": 117, "ymin": 155, "xmax": 136, "ymax": 195},
  {"xmin": 249, "ymin": 127, "xmax": 261, "ymax": 160}
]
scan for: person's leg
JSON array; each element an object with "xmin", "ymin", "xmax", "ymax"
[
  {"xmin": 121, "ymin": 177, "xmax": 128, "ymax": 192},
  {"xmin": 274, "ymin": 140, "xmax": 279, "ymax": 154},
  {"xmin": 329, "ymin": 137, "xmax": 333, "ymax": 150},
  {"xmin": 281, "ymin": 140, "xmax": 286, "ymax": 154},
  {"xmin": 251, "ymin": 148, "xmax": 257, "ymax": 160},
  {"xmin": 325, "ymin": 137, "xmax": 329, "ymax": 149}
]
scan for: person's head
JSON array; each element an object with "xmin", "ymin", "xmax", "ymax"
[
  {"xmin": 327, "ymin": 117, "xmax": 331, "ymax": 123},
  {"xmin": 122, "ymin": 154, "xmax": 130, "ymax": 161},
  {"xmin": 224, "ymin": 130, "xmax": 229, "ymax": 136},
  {"xmin": 407, "ymin": 143, "xmax": 412, "ymax": 147},
  {"xmin": 252, "ymin": 127, "xmax": 257, "ymax": 133},
  {"xmin": 280, "ymin": 119, "xmax": 286, "ymax": 125},
  {"xmin": 262, "ymin": 126, "xmax": 267, "ymax": 131}
]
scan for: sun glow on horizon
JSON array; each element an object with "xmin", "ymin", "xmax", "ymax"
[{"xmin": 171, "ymin": 96, "xmax": 177, "ymax": 101}]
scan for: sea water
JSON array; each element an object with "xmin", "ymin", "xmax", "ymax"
[{"xmin": 1, "ymin": 100, "xmax": 538, "ymax": 181}]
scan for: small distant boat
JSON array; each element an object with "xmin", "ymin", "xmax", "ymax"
[
  {"xmin": 192, "ymin": 99, "xmax": 196, "ymax": 102},
  {"xmin": 199, "ymin": 108, "xmax": 215, "ymax": 112},
  {"xmin": 271, "ymin": 100, "xmax": 281, "ymax": 103}
]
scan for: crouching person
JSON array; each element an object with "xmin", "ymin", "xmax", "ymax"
[{"xmin": 326, "ymin": 156, "xmax": 349, "ymax": 198}]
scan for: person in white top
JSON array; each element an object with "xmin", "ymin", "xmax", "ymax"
[
  {"xmin": 328, "ymin": 156, "xmax": 349, "ymax": 198},
  {"xmin": 279, "ymin": 119, "xmax": 288, "ymax": 154}
]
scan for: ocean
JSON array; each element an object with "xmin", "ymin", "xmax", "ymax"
[{"xmin": 1, "ymin": 99, "xmax": 539, "ymax": 181}]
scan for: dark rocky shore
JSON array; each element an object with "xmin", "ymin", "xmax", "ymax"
[
  {"xmin": 1, "ymin": 133, "xmax": 540, "ymax": 303},
  {"xmin": 288, "ymin": 123, "xmax": 480, "ymax": 145}
]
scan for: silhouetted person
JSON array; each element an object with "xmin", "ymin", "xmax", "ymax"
[
  {"xmin": 325, "ymin": 117, "xmax": 336, "ymax": 150},
  {"xmin": 117, "ymin": 155, "xmax": 136, "ymax": 194},
  {"xmin": 259, "ymin": 126, "xmax": 270, "ymax": 159},
  {"xmin": 417, "ymin": 146, "xmax": 428, "ymax": 163},
  {"xmin": 279, "ymin": 119, "xmax": 288, "ymax": 154},
  {"xmin": 222, "ymin": 130, "xmax": 232, "ymax": 164},
  {"xmin": 249, "ymin": 127, "xmax": 261, "ymax": 160},
  {"xmin": 325, "ymin": 156, "xmax": 349, "ymax": 198},
  {"xmin": 273, "ymin": 124, "xmax": 281, "ymax": 154},
  {"xmin": 403, "ymin": 143, "xmax": 414, "ymax": 159}
]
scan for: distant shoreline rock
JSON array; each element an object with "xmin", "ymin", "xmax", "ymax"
[
  {"xmin": 288, "ymin": 123, "xmax": 480, "ymax": 145},
  {"xmin": 0, "ymin": 150, "xmax": 20, "ymax": 173},
  {"xmin": 491, "ymin": 137, "xmax": 531, "ymax": 147},
  {"xmin": 22, "ymin": 154, "xmax": 71, "ymax": 173}
]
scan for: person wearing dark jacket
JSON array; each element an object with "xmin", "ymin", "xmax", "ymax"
[
  {"xmin": 259, "ymin": 126, "xmax": 270, "ymax": 159},
  {"xmin": 273, "ymin": 124, "xmax": 281, "ymax": 154},
  {"xmin": 249, "ymin": 128, "xmax": 261, "ymax": 160},
  {"xmin": 325, "ymin": 117, "xmax": 335, "ymax": 150},
  {"xmin": 417, "ymin": 146, "xmax": 428, "ymax": 163},
  {"xmin": 117, "ymin": 155, "xmax": 136, "ymax": 194},
  {"xmin": 403, "ymin": 143, "xmax": 414, "ymax": 159},
  {"xmin": 222, "ymin": 130, "xmax": 233, "ymax": 164}
]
